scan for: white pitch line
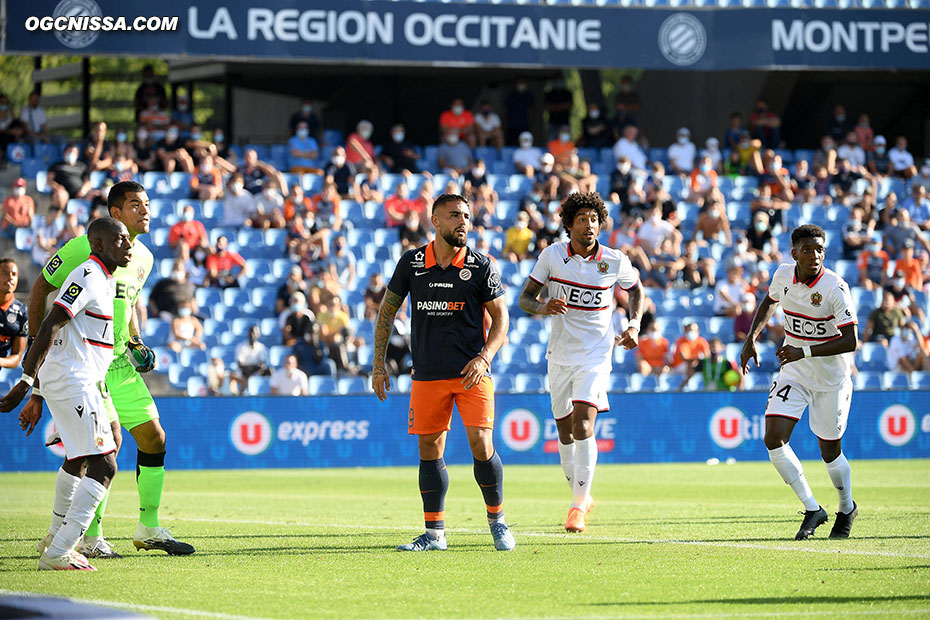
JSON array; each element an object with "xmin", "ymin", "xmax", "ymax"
[
  {"xmin": 1, "ymin": 589, "xmax": 927, "ymax": 620},
  {"xmin": 99, "ymin": 514, "xmax": 930, "ymax": 560}
]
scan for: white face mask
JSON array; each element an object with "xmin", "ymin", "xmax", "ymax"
[
  {"xmin": 231, "ymin": 182, "xmax": 244, "ymax": 193},
  {"xmin": 116, "ymin": 131, "xmax": 127, "ymax": 143},
  {"xmin": 560, "ymin": 132, "xmax": 571, "ymax": 142},
  {"xmin": 392, "ymin": 132, "xmax": 404, "ymax": 143},
  {"xmin": 214, "ymin": 132, "xmax": 224, "ymax": 143},
  {"xmin": 179, "ymin": 307, "xmax": 192, "ymax": 317},
  {"xmin": 359, "ymin": 128, "xmax": 372, "ymax": 140},
  {"xmin": 452, "ymin": 105, "xmax": 464, "ymax": 115},
  {"xmin": 332, "ymin": 156, "xmax": 346, "ymax": 167},
  {"xmin": 65, "ymin": 152, "xmax": 78, "ymax": 165},
  {"xmin": 296, "ymin": 128, "xmax": 309, "ymax": 139},
  {"xmin": 894, "ymin": 278, "xmax": 906, "ymax": 288},
  {"xmin": 137, "ymin": 129, "xmax": 148, "ymax": 141},
  {"xmin": 13, "ymin": 187, "xmax": 25, "ymax": 197},
  {"xmin": 516, "ymin": 220, "xmax": 528, "ymax": 229},
  {"xmin": 446, "ymin": 135, "xmax": 459, "ymax": 145},
  {"xmin": 471, "ymin": 167, "xmax": 483, "ymax": 177},
  {"xmin": 685, "ymin": 332, "xmax": 698, "ymax": 342},
  {"xmin": 617, "ymin": 162, "xmax": 631, "ymax": 174},
  {"xmin": 302, "ymin": 105, "xmax": 312, "ymax": 115},
  {"xmin": 678, "ymin": 136, "xmax": 689, "ymax": 145},
  {"xmin": 167, "ymin": 129, "xmax": 179, "ymax": 141},
  {"xmin": 589, "ymin": 110, "xmax": 600, "ymax": 119}
]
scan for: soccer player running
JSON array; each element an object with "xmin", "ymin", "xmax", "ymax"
[
  {"xmin": 2, "ymin": 217, "xmax": 132, "ymax": 570},
  {"xmin": 740, "ymin": 224, "xmax": 859, "ymax": 540},
  {"xmin": 371, "ymin": 193, "xmax": 515, "ymax": 552},
  {"xmin": 22, "ymin": 180, "xmax": 194, "ymax": 557},
  {"xmin": 518, "ymin": 192, "xmax": 643, "ymax": 533}
]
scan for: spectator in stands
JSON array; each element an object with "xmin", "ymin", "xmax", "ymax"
[
  {"xmin": 19, "ymin": 91, "xmax": 48, "ymax": 143},
  {"xmin": 885, "ymin": 208, "xmax": 930, "ymax": 258},
  {"xmin": 168, "ymin": 300, "xmax": 206, "ymax": 353},
  {"xmin": 580, "ymin": 104, "xmax": 611, "ymax": 149},
  {"xmin": 362, "ymin": 272, "xmax": 386, "ymax": 322},
  {"xmin": 384, "ymin": 182, "xmax": 414, "ymax": 228},
  {"xmin": 636, "ymin": 323, "xmax": 670, "ymax": 377},
  {"xmin": 612, "ymin": 75, "xmax": 641, "ymax": 135},
  {"xmin": 156, "ymin": 125, "xmax": 194, "ymax": 173},
  {"xmin": 688, "ymin": 155, "xmax": 718, "ymax": 204},
  {"xmin": 724, "ymin": 147, "xmax": 746, "ymax": 177},
  {"xmin": 724, "ymin": 112, "xmax": 743, "ymax": 151},
  {"xmin": 240, "ymin": 148, "xmax": 278, "ymax": 195},
  {"xmin": 31, "ymin": 205, "xmax": 61, "ymax": 266},
  {"xmin": 288, "ymin": 121, "xmax": 319, "ymax": 174},
  {"xmin": 791, "ymin": 159, "xmax": 817, "ymax": 204},
  {"xmin": 170, "ymin": 94, "xmax": 193, "ymax": 137},
  {"xmin": 681, "ymin": 239, "xmax": 715, "ymax": 289},
  {"xmin": 356, "ymin": 167, "xmax": 384, "ymax": 204},
  {"xmin": 535, "ymin": 211, "xmax": 563, "ymax": 253},
  {"xmin": 250, "ymin": 179, "xmax": 286, "ymax": 230},
  {"xmin": 693, "ymin": 198, "xmax": 731, "ymax": 248},
  {"xmin": 0, "ymin": 94, "xmax": 24, "ymax": 162},
  {"xmin": 149, "ymin": 259, "xmax": 197, "ymax": 320},
  {"xmin": 738, "ymin": 134, "xmax": 762, "ymax": 173},
  {"xmin": 133, "ymin": 65, "xmax": 167, "ymax": 118},
  {"xmin": 311, "ymin": 181, "xmax": 343, "ymax": 234},
  {"xmin": 912, "ymin": 160, "xmax": 930, "ymax": 194},
  {"xmin": 513, "ymin": 131, "xmax": 543, "ymax": 175},
  {"xmin": 287, "ymin": 208, "xmax": 328, "ymax": 266},
  {"xmin": 826, "ymin": 104, "xmax": 852, "ymax": 144},
  {"xmin": 903, "ymin": 184, "xmax": 930, "ymax": 231},
  {"xmin": 746, "ymin": 210, "xmax": 780, "ymax": 263},
  {"xmin": 680, "ymin": 338, "xmax": 742, "ymax": 392},
  {"xmin": 316, "ymin": 300, "xmax": 359, "ymax": 375},
  {"xmin": 473, "ymin": 101, "xmax": 504, "ymax": 150},
  {"xmin": 276, "ymin": 266, "xmax": 309, "ymax": 315},
  {"xmin": 749, "ymin": 100, "xmax": 781, "ymax": 149},
  {"xmin": 858, "ymin": 235, "xmax": 889, "ymax": 290},
  {"xmin": 831, "ymin": 157, "xmax": 871, "ymax": 206},
  {"xmin": 613, "ymin": 125, "xmax": 647, "ymax": 172},
  {"xmin": 670, "ymin": 322, "xmax": 710, "ymax": 374},
  {"xmin": 206, "ymin": 357, "xmax": 240, "ymax": 396},
  {"xmin": 237, "ymin": 326, "xmax": 270, "ymax": 380},
  {"xmin": 505, "ymin": 78, "xmax": 534, "ymax": 145},
  {"xmin": 757, "ymin": 151, "xmax": 794, "ymax": 208},
  {"xmin": 854, "ymin": 113, "xmax": 874, "ymax": 151},
  {"xmin": 463, "ymin": 159, "xmax": 495, "ymax": 203},
  {"xmin": 888, "ymin": 322, "xmax": 929, "ymax": 373},
  {"xmin": 345, "ymin": 120, "xmax": 376, "ymax": 174},
  {"xmin": 842, "ymin": 206, "xmax": 875, "ymax": 260},
  {"xmin": 2, "ymin": 177, "xmax": 33, "ymax": 240},
  {"xmin": 644, "ymin": 238, "xmax": 685, "ymax": 289},
  {"xmin": 837, "ymin": 130, "xmax": 866, "ymax": 169},
  {"xmin": 106, "ymin": 151, "xmax": 137, "ymax": 184},
  {"xmin": 437, "ymin": 130, "xmax": 473, "ymax": 176},
  {"xmin": 270, "ymin": 354, "xmax": 309, "ymax": 396},
  {"xmin": 189, "ymin": 154, "xmax": 224, "ymax": 201},
  {"xmin": 399, "ymin": 209, "xmax": 428, "ymax": 252},
  {"xmin": 327, "ymin": 235, "xmax": 356, "ymax": 290},
  {"xmin": 734, "ymin": 293, "xmax": 756, "ymax": 342},
  {"xmin": 138, "ymin": 94, "xmax": 170, "ymax": 142},
  {"xmin": 281, "ymin": 291, "xmax": 315, "ymax": 347},
  {"xmin": 750, "ymin": 185, "xmax": 788, "ymax": 231},
  {"xmin": 714, "ymin": 264, "xmax": 749, "ymax": 317},
  {"xmin": 889, "ymin": 136, "xmax": 917, "ymax": 179},
  {"xmin": 810, "ymin": 163, "xmax": 834, "ymax": 206},
  {"xmin": 205, "ymin": 234, "xmax": 246, "ymax": 288},
  {"xmin": 547, "ymin": 126, "xmax": 575, "ymax": 167},
  {"xmin": 58, "ymin": 212, "xmax": 84, "ymax": 246},
  {"xmin": 283, "ymin": 183, "xmax": 312, "ymax": 224},
  {"xmin": 558, "ymin": 152, "xmax": 597, "ymax": 196},
  {"xmin": 48, "ymin": 144, "xmax": 91, "ymax": 205},
  {"xmin": 667, "ymin": 127, "xmax": 696, "ymax": 176},
  {"xmin": 544, "ymin": 78, "xmax": 573, "ymax": 140},
  {"xmin": 81, "ymin": 121, "xmax": 112, "ymax": 172},
  {"xmin": 132, "ymin": 127, "xmax": 157, "ymax": 172},
  {"xmin": 439, "ymin": 98, "xmax": 476, "ymax": 148},
  {"xmin": 381, "ymin": 124, "xmax": 419, "ymax": 174},
  {"xmin": 503, "ymin": 211, "xmax": 534, "ymax": 262},
  {"xmin": 324, "ymin": 147, "xmax": 356, "ymax": 196},
  {"xmin": 862, "ymin": 290, "xmax": 905, "ymax": 345},
  {"xmin": 608, "ymin": 157, "xmax": 637, "ymax": 212},
  {"xmin": 867, "ymin": 135, "xmax": 892, "ymax": 178},
  {"xmin": 289, "ymin": 98, "xmax": 321, "ymax": 140},
  {"xmin": 701, "ymin": 137, "xmax": 723, "ymax": 173},
  {"xmin": 885, "ymin": 265, "xmax": 924, "ymax": 323},
  {"xmin": 221, "ymin": 173, "xmax": 255, "ymax": 228},
  {"xmin": 895, "ymin": 239, "xmax": 923, "ymax": 290},
  {"xmin": 211, "ymin": 129, "xmax": 236, "ymax": 166},
  {"xmin": 636, "ymin": 204, "xmax": 680, "ymax": 257}
]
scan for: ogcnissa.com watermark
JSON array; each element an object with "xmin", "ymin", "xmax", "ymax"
[{"xmin": 23, "ymin": 0, "xmax": 178, "ymax": 49}]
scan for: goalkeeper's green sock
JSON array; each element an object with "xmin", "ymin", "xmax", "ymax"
[
  {"xmin": 136, "ymin": 450, "xmax": 166, "ymax": 529},
  {"xmin": 84, "ymin": 486, "xmax": 110, "ymax": 538}
]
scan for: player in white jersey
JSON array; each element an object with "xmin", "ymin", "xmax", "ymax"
[
  {"xmin": 1, "ymin": 218, "xmax": 133, "ymax": 570},
  {"xmin": 519, "ymin": 192, "xmax": 644, "ymax": 533},
  {"xmin": 740, "ymin": 224, "xmax": 860, "ymax": 540}
]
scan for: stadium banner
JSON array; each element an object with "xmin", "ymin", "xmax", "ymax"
[
  {"xmin": 5, "ymin": 1, "xmax": 930, "ymax": 70},
  {"xmin": 0, "ymin": 389, "xmax": 927, "ymax": 471}
]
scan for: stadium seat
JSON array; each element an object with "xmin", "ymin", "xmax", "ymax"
[
  {"xmin": 33, "ymin": 142, "xmax": 60, "ymax": 163},
  {"xmin": 180, "ymin": 349, "xmax": 209, "ymax": 368},
  {"xmin": 144, "ymin": 319, "xmax": 170, "ymax": 343},
  {"xmin": 395, "ymin": 374, "xmax": 413, "ymax": 393},
  {"xmin": 911, "ymin": 372, "xmax": 930, "ymax": 389},
  {"xmin": 35, "ymin": 171, "xmax": 50, "ymax": 193},
  {"xmin": 337, "ymin": 376, "xmax": 370, "ymax": 395},
  {"xmin": 883, "ymin": 372, "xmax": 910, "ymax": 389},
  {"xmin": 854, "ymin": 372, "xmax": 883, "ymax": 390},
  {"xmin": 269, "ymin": 345, "xmax": 291, "ymax": 367},
  {"xmin": 14, "ymin": 228, "xmax": 33, "ymax": 252},
  {"xmin": 514, "ymin": 373, "xmax": 547, "ymax": 393},
  {"xmin": 195, "ymin": 288, "xmax": 223, "ymax": 310},
  {"xmin": 609, "ymin": 374, "xmax": 630, "ymax": 391},
  {"xmin": 247, "ymin": 376, "xmax": 271, "ymax": 396},
  {"xmin": 151, "ymin": 347, "xmax": 178, "ymax": 373},
  {"xmin": 859, "ymin": 342, "xmax": 888, "ymax": 371},
  {"xmin": 629, "ymin": 374, "xmax": 658, "ymax": 392},
  {"xmin": 187, "ymin": 376, "xmax": 208, "ymax": 397},
  {"xmin": 5, "ymin": 142, "xmax": 30, "ymax": 164},
  {"xmin": 308, "ymin": 375, "xmax": 338, "ymax": 395}
]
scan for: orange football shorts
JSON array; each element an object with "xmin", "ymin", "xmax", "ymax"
[{"xmin": 408, "ymin": 376, "xmax": 495, "ymax": 435}]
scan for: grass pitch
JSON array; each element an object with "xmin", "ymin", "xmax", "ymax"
[{"xmin": 0, "ymin": 460, "xmax": 928, "ymax": 620}]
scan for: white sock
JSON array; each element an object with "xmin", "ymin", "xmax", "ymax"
[
  {"xmin": 46, "ymin": 477, "xmax": 107, "ymax": 558},
  {"xmin": 557, "ymin": 441, "xmax": 574, "ymax": 492},
  {"xmin": 426, "ymin": 528, "xmax": 445, "ymax": 541},
  {"xmin": 572, "ymin": 436, "xmax": 598, "ymax": 509},
  {"xmin": 49, "ymin": 468, "xmax": 81, "ymax": 537},
  {"xmin": 768, "ymin": 445, "xmax": 819, "ymax": 512},
  {"xmin": 825, "ymin": 452, "xmax": 854, "ymax": 513}
]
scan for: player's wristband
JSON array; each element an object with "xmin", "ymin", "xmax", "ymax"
[
  {"xmin": 627, "ymin": 319, "xmax": 641, "ymax": 332},
  {"xmin": 31, "ymin": 385, "xmax": 42, "ymax": 398},
  {"xmin": 802, "ymin": 346, "xmax": 812, "ymax": 358},
  {"xmin": 19, "ymin": 374, "xmax": 35, "ymax": 387},
  {"xmin": 477, "ymin": 353, "xmax": 492, "ymax": 367}
]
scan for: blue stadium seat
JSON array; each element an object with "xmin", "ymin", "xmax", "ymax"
[
  {"xmin": 14, "ymin": 228, "xmax": 33, "ymax": 252},
  {"xmin": 268, "ymin": 345, "xmax": 291, "ymax": 368},
  {"xmin": 514, "ymin": 373, "xmax": 547, "ymax": 393},
  {"xmin": 244, "ymin": 145, "xmax": 270, "ymax": 161},
  {"xmin": 883, "ymin": 372, "xmax": 910, "ymax": 389},
  {"xmin": 493, "ymin": 375, "xmax": 515, "ymax": 392},
  {"xmin": 308, "ymin": 375, "xmax": 338, "ymax": 395},
  {"xmin": 180, "ymin": 348, "xmax": 208, "ymax": 368},
  {"xmin": 301, "ymin": 173, "xmax": 324, "ymax": 194},
  {"xmin": 186, "ymin": 376, "xmax": 208, "ymax": 397},
  {"xmin": 35, "ymin": 171, "xmax": 50, "ymax": 193},
  {"xmin": 609, "ymin": 374, "xmax": 630, "ymax": 391},
  {"xmin": 168, "ymin": 364, "xmax": 196, "ymax": 390},
  {"xmin": 629, "ymin": 374, "xmax": 658, "ymax": 392},
  {"xmin": 854, "ymin": 372, "xmax": 883, "ymax": 390},
  {"xmin": 247, "ymin": 376, "xmax": 271, "ymax": 396},
  {"xmin": 337, "ymin": 376, "xmax": 370, "ymax": 395},
  {"xmin": 143, "ymin": 172, "xmax": 172, "ymax": 197},
  {"xmin": 911, "ymin": 372, "xmax": 930, "ymax": 389},
  {"xmin": 33, "ymin": 142, "xmax": 60, "ymax": 163},
  {"xmin": 323, "ymin": 129, "xmax": 344, "ymax": 147},
  {"xmin": 395, "ymin": 374, "xmax": 413, "ymax": 393},
  {"xmin": 151, "ymin": 347, "xmax": 178, "ymax": 373},
  {"xmin": 6, "ymin": 142, "xmax": 30, "ymax": 164},
  {"xmin": 251, "ymin": 287, "xmax": 278, "ymax": 310},
  {"xmin": 144, "ymin": 319, "xmax": 170, "ymax": 343}
]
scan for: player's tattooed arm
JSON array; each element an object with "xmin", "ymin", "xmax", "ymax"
[
  {"xmin": 371, "ymin": 289, "xmax": 403, "ymax": 402},
  {"xmin": 518, "ymin": 279, "xmax": 566, "ymax": 315},
  {"xmin": 739, "ymin": 294, "xmax": 778, "ymax": 372}
]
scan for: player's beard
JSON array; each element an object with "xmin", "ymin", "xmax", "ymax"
[{"xmin": 441, "ymin": 228, "xmax": 467, "ymax": 248}]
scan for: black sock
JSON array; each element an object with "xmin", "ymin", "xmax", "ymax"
[
  {"xmin": 419, "ymin": 458, "xmax": 449, "ymax": 533},
  {"xmin": 473, "ymin": 452, "xmax": 504, "ymax": 522}
]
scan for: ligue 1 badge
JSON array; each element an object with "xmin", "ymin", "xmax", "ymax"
[
  {"xmin": 460, "ymin": 269, "xmax": 472, "ymax": 281},
  {"xmin": 597, "ymin": 260, "xmax": 609, "ymax": 274},
  {"xmin": 810, "ymin": 292, "xmax": 822, "ymax": 307}
]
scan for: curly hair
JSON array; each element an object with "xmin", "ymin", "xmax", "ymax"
[
  {"xmin": 791, "ymin": 224, "xmax": 825, "ymax": 247},
  {"xmin": 560, "ymin": 192, "xmax": 608, "ymax": 235}
]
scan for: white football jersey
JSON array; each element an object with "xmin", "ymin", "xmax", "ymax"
[
  {"xmin": 529, "ymin": 241, "xmax": 640, "ymax": 369},
  {"xmin": 766, "ymin": 264, "xmax": 858, "ymax": 391},
  {"xmin": 38, "ymin": 256, "xmax": 116, "ymax": 397}
]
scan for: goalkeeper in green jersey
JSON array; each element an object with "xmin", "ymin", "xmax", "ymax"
[{"xmin": 23, "ymin": 180, "xmax": 194, "ymax": 557}]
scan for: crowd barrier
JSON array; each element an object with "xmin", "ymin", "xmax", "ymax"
[{"xmin": 1, "ymin": 389, "xmax": 927, "ymax": 472}]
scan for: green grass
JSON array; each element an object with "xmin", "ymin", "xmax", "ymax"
[{"xmin": 1, "ymin": 460, "xmax": 929, "ymax": 620}]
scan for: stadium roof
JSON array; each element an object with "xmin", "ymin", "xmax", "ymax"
[{"xmin": 6, "ymin": 0, "xmax": 930, "ymax": 70}]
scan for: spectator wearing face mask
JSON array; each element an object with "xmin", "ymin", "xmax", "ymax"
[
  {"xmin": 862, "ymin": 290, "xmax": 905, "ymax": 345},
  {"xmin": 205, "ymin": 235, "xmax": 246, "ymax": 289},
  {"xmin": 894, "ymin": 240, "xmax": 923, "ymax": 290},
  {"xmin": 884, "ymin": 264, "xmax": 924, "ymax": 323},
  {"xmin": 384, "ymin": 182, "xmax": 415, "ymax": 228},
  {"xmin": 288, "ymin": 121, "xmax": 320, "ymax": 174},
  {"xmin": 189, "ymin": 154, "xmax": 224, "ymax": 201},
  {"xmin": 670, "ymin": 322, "xmax": 710, "ymax": 374},
  {"xmin": 857, "ymin": 235, "xmax": 889, "ymax": 291},
  {"xmin": 700, "ymin": 137, "xmax": 723, "ymax": 173},
  {"xmin": 714, "ymin": 265, "xmax": 749, "ymax": 317},
  {"xmin": 134, "ymin": 65, "xmax": 167, "ymax": 118},
  {"xmin": 252, "ymin": 179, "xmax": 286, "ymax": 230},
  {"xmin": 281, "ymin": 292, "xmax": 316, "ymax": 347},
  {"xmin": 887, "ymin": 322, "xmax": 929, "ymax": 373},
  {"xmin": 82, "ymin": 121, "xmax": 113, "ymax": 172},
  {"xmin": 637, "ymin": 204, "xmax": 680, "ymax": 258},
  {"xmin": 667, "ymin": 127, "xmax": 696, "ymax": 176},
  {"xmin": 381, "ymin": 124, "xmax": 419, "ymax": 174},
  {"xmin": 689, "ymin": 155, "xmax": 718, "ymax": 204},
  {"xmin": 746, "ymin": 211, "xmax": 780, "ymax": 263},
  {"xmin": 156, "ymin": 124, "xmax": 194, "ymax": 173},
  {"xmin": 270, "ymin": 354, "xmax": 309, "ymax": 396},
  {"xmin": 168, "ymin": 300, "xmax": 206, "ymax": 353},
  {"xmin": 635, "ymin": 324, "xmax": 670, "ymax": 377},
  {"xmin": 867, "ymin": 135, "xmax": 892, "ymax": 178},
  {"xmin": 324, "ymin": 147, "xmax": 356, "ymax": 196},
  {"xmin": 171, "ymin": 94, "xmax": 194, "ymax": 136},
  {"xmin": 439, "ymin": 98, "xmax": 476, "ymax": 148},
  {"xmin": 289, "ymin": 99, "xmax": 320, "ymax": 140},
  {"xmin": 514, "ymin": 131, "xmax": 543, "ymax": 175},
  {"xmin": 399, "ymin": 210, "xmax": 428, "ymax": 252},
  {"xmin": 276, "ymin": 266, "xmax": 309, "ymax": 315},
  {"xmin": 437, "ymin": 130, "xmax": 473, "ymax": 176},
  {"xmin": 327, "ymin": 236, "xmax": 356, "ymax": 290},
  {"xmin": 57, "ymin": 212, "xmax": 84, "ymax": 246},
  {"xmin": 138, "ymin": 94, "xmax": 170, "ymax": 142},
  {"xmin": 609, "ymin": 157, "xmax": 638, "ymax": 212},
  {"xmin": 132, "ymin": 126, "xmax": 157, "ymax": 172},
  {"xmin": 474, "ymin": 102, "xmax": 504, "ymax": 150},
  {"xmin": 889, "ymin": 136, "xmax": 918, "ymax": 179},
  {"xmin": 283, "ymin": 184, "xmax": 312, "ymax": 225},
  {"xmin": 580, "ymin": 104, "xmax": 611, "ymax": 149},
  {"xmin": 831, "ymin": 158, "xmax": 870, "ymax": 207},
  {"xmin": 503, "ymin": 212, "xmax": 534, "ymax": 262},
  {"xmin": 2, "ymin": 178, "xmax": 34, "ymax": 240},
  {"xmin": 680, "ymin": 338, "xmax": 742, "ymax": 391},
  {"xmin": 356, "ymin": 168, "xmax": 384, "ymax": 204},
  {"xmin": 546, "ymin": 126, "xmax": 575, "ymax": 167},
  {"xmin": 693, "ymin": 199, "xmax": 731, "ymax": 248},
  {"xmin": 791, "ymin": 160, "xmax": 817, "ymax": 205},
  {"xmin": 613, "ymin": 125, "xmax": 647, "ymax": 172},
  {"xmin": 48, "ymin": 144, "xmax": 91, "ymax": 205},
  {"xmin": 837, "ymin": 130, "xmax": 866, "ymax": 169},
  {"xmin": 222, "ymin": 173, "xmax": 255, "ymax": 228},
  {"xmin": 345, "ymin": 120, "xmax": 376, "ymax": 174},
  {"xmin": 31, "ymin": 204, "xmax": 62, "ymax": 266},
  {"xmin": 903, "ymin": 184, "xmax": 930, "ymax": 231},
  {"xmin": 236, "ymin": 326, "xmax": 271, "ymax": 380},
  {"xmin": 310, "ymin": 182, "xmax": 343, "ymax": 234},
  {"xmin": 841, "ymin": 207, "xmax": 875, "ymax": 260},
  {"xmin": 106, "ymin": 152, "xmax": 138, "ymax": 185},
  {"xmin": 911, "ymin": 159, "xmax": 930, "ymax": 195},
  {"xmin": 149, "ymin": 259, "xmax": 198, "ymax": 320},
  {"xmin": 206, "ymin": 357, "xmax": 241, "ymax": 396}
]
